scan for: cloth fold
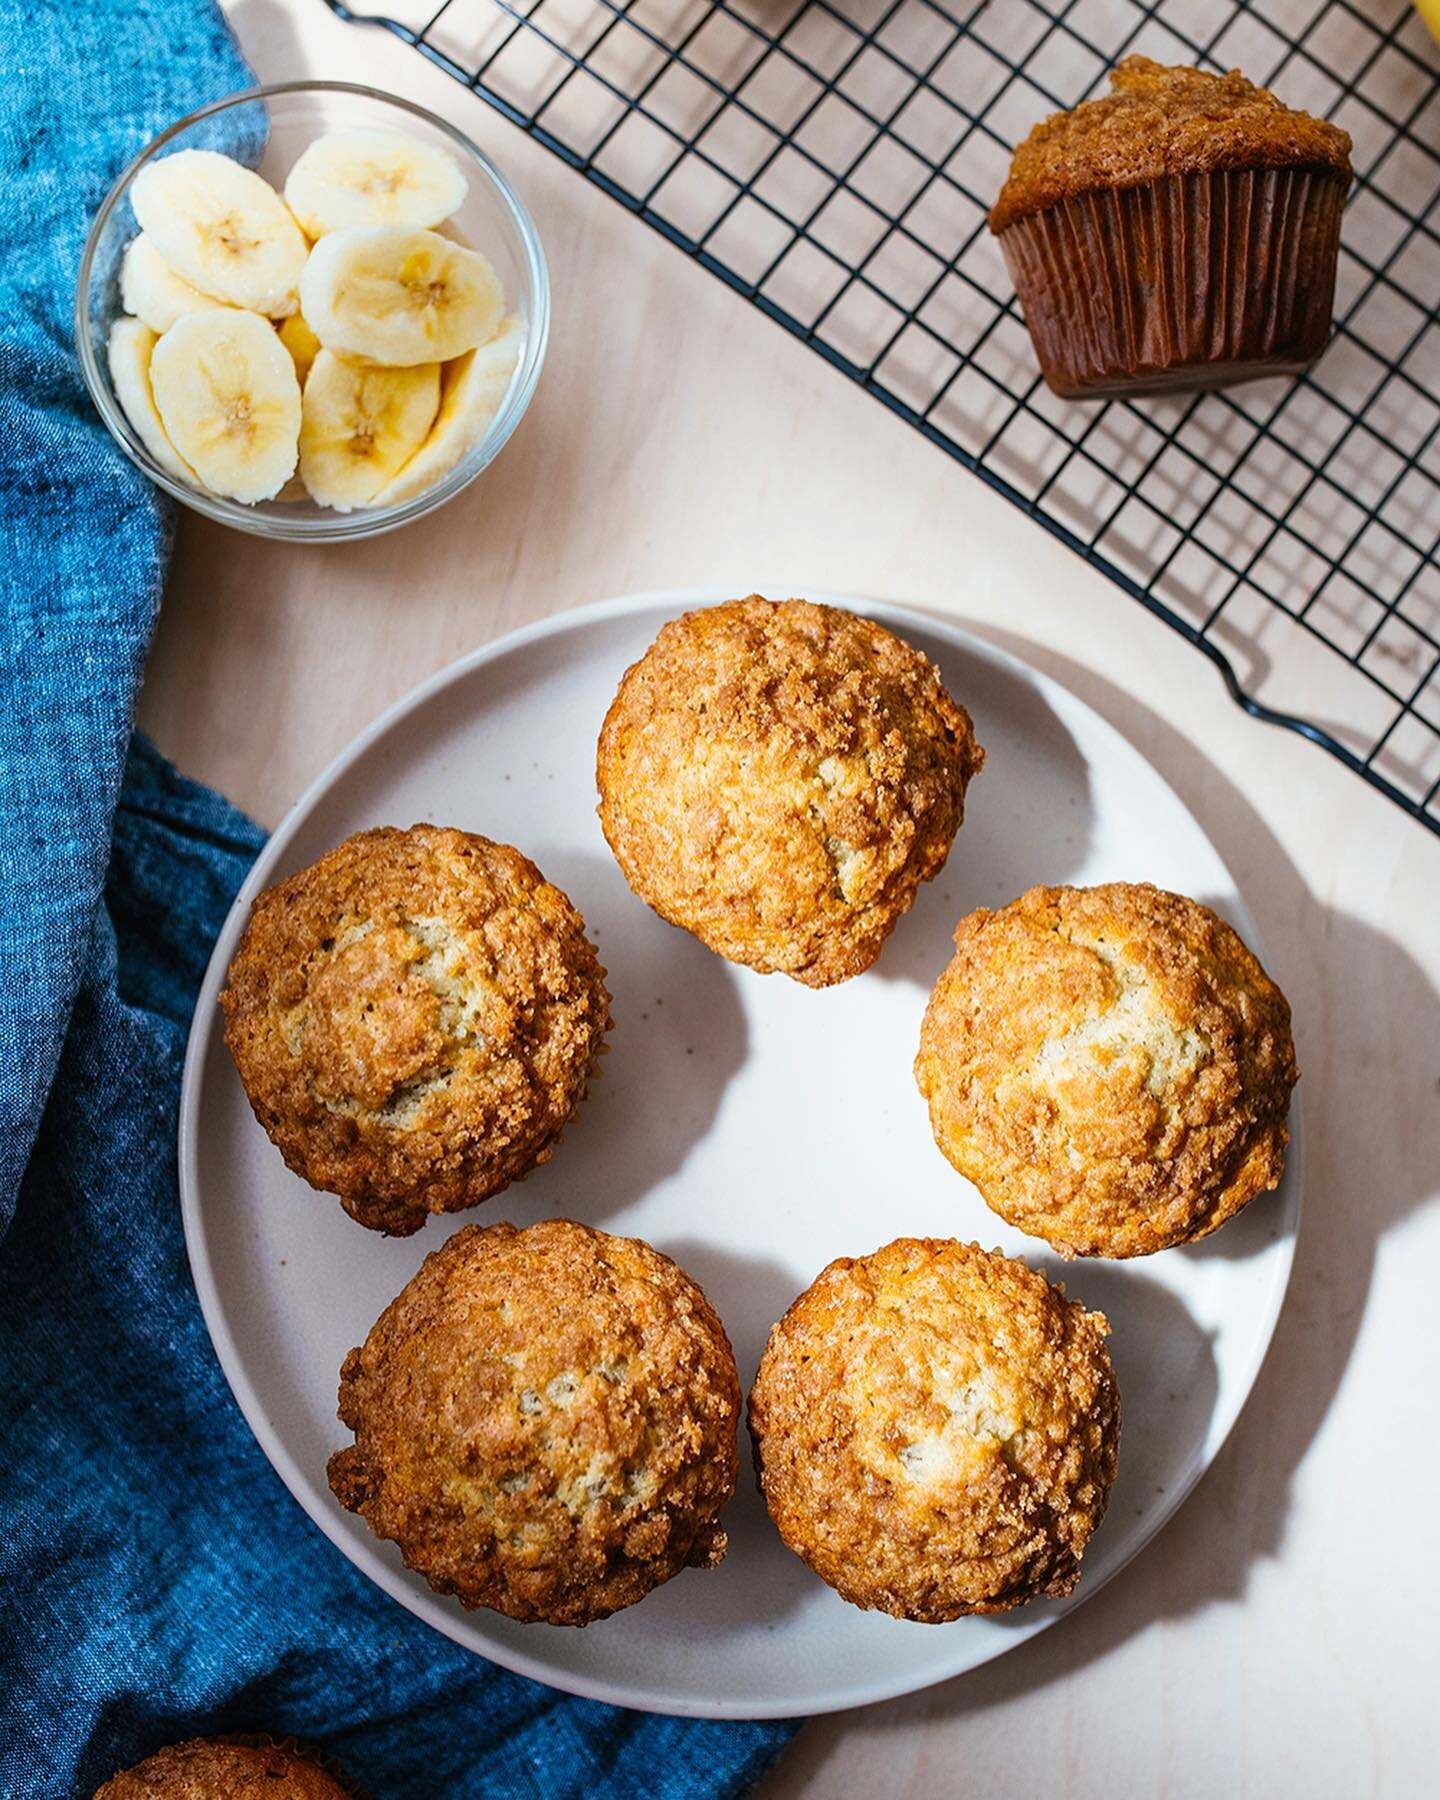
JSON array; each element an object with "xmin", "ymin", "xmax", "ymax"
[{"xmin": 0, "ymin": 2, "xmax": 800, "ymax": 1792}]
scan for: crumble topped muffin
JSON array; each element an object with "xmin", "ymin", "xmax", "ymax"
[
  {"xmin": 221, "ymin": 825, "xmax": 611, "ymax": 1235},
  {"xmin": 328, "ymin": 1218, "xmax": 741, "ymax": 1625},
  {"xmin": 596, "ymin": 596, "xmax": 983, "ymax": 986},
  {"xmin": 93, "ymin": 1736, "xmax": 353, "ymax": 1798},
  {"xmin": 749, "ymin": 1238, "xmax": 1119, "ymax": 1620},
  {"xmin": 990, "ymin": 55, "xmax": 1352, "ymax": 232},
  {"xmin": 915, "ymin": 882, "xmax": 1299, "ymax": 1257},
  {"xmin": 989, "ymin": 56, "xmax": 1352, "ymax": 398}
]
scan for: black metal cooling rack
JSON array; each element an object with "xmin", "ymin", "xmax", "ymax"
[{"xmin": 328, "ymin": 0, "xmax": 1440, "ymax": 834}]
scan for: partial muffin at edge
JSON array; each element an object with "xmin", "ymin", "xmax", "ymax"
[
  {"xmin": 596, "ymin": 596, "xmax": 984, "ymax": 987},
  {"xmin": 327, "ymin": 1217, "xmax": 741, "ymax": 1625},
  {"xmin": 221, "ymin": 824, "xmax": 611, "ymax": 1235},
  {"xmin": 914, "ymin": 881, "xmax": 1299, "ymax": 1257},
  {"xmin": 749, "ymin": 1237, "xmax": 1119, "ymax": 1621},
  {"xmin": 93, "ymin": 1736, "xmax": 352, "ymax": 1798}
]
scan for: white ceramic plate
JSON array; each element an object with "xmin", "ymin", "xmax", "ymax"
[{"xmin": 180, "ymin": 589, "xmax": 1301, "ymax": 1720}]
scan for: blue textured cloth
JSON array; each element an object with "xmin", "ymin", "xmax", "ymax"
[{"xmin": 0, "ymin": 3, "xmax": 800, "ymax": 1794}]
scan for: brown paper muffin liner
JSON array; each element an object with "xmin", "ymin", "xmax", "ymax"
[
  {"xmin": 998, "ymin": 166, "xmax": 1348, "ymax": 399},
  {"xmin": 211, "ymin": 1732, "xmax": 367, "ymax": 1797}
]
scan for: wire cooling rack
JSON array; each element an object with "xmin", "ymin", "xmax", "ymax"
[{"xmin": 328, "ymin": 0, "xmax": 1440, "ymax": 834}]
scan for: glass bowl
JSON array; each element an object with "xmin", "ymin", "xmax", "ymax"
[{"xmin": 75, "ymin": 81, "xmax": 549, "ymax": 542}]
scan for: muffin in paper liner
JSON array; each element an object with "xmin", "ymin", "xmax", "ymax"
[
  {"xmin": 988, "ymin": 56, "xmax": 1353, "ymax": 401},
  {"xmin": 997, "ymin": 164, "xmax": 1349, "ymax": 399},
  {"xmin": 212, "ymin": 1733, "xmax": 366, "ymax": 1796}
]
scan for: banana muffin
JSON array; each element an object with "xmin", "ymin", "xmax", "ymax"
[
  {"xmin": 749, "ymin": 1238, "xmax": 1119, "ymax": 1620},
  {"xmin": 221, "ymin": 825, "xmax": 611, "ymax": 1235},
  {"xmin": 328, "ymin": 1218, "xmax": 741, "ymax": 1624},
  {"xmin": 915, "ymin": 882, "xmax": 1298, "ymax": 1258},
  {"xmin": 990, "ymin": 56, "xmax": 1353, "ymax": 397},
  {"xmin": 596, "ymin": 597, "xmax": 983, "ymax": 986},
  {"xmin": 94, "ymin": 1737, "xmax": 352, "ymax": 1798}
]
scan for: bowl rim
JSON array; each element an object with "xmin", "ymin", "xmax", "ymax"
[{"xmin": 74, "ymin": 79, "xmax": 550, "ymax": 542}]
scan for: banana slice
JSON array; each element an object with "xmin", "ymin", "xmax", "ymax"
[
  {"xmin": 107, "ymin": 317, "xmax": 197, "ymax": 486},
  {"xmin": 377, "ymin": 315, "xmax": 523, "ymax": 504},
  {"xmin": 277, "ymin": 312, "xmax": 323, "ymax": 386},
  {"xmin": 120, "ymin": 234, "xmax": 230, "ymax": 334},
  {"xmin": 150, "ymin": 311, "xmax": 302, "ymax": 504},
  {"xmin": 131, "ymin": 149, "xmax": 308, "ymax": 316},
  {"xmin": 299, "ymin": 349, "xmax": 440, "ymax": 511},
  {"xmin": 284, "ymin": 130, "xmax": 468, "ymax": 237},
  {"xmin": 299, "ymin": 226, "xmax": 504, "ymax": 367}
]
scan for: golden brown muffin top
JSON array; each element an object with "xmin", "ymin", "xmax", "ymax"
[
  {"xmin": 328, "ymin": 1218, "xmax": 741, "ymax": 1625},
  {"xmin": 596, "ymin": 597, "xmax": 983, "ymax": 987},
  {"xmin": 749, "ymin": 1238, "xmax": 1119, "ymax": 1621},
  {"xmin": 94, "ymin": 1738, "xmax": 351, "ymax": 1799},
  {"xmin": 915, "ymin": 882, "xmax": 1298, "ymax": 1258},
  {"xmin": 221, "ymin": 826, "xmax": 610, "ymax": 1235},
  {"xmin": 990, "ymin": 55, "xmax": 1352, "ymax": 232}
]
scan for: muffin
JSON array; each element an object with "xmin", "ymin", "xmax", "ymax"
[
  {"xmin": 749, "ymin": 1238, "xmax": 1119, "ymax": 1620},
  {"xmin": 94, "ymin": 1737, "xmax": 352, "ymax": 1798},
  {"xmin": 597, "ymin": 597, "xmax": 983, "ymax": 986},
  {"xmin": 328, "ymin": 1218, "xmax": 741, "ymax": 1624},
  {"xmin": 990, "ymin": 56, "xmax": 1353, "ymax": 398},
  {"xmin": 221, "ymin": 825, "xmax": 611, "ymax": 1235},
  {"xmin": 915, "ymin": 882, "xmax": 1299, "ymax": 1258}
]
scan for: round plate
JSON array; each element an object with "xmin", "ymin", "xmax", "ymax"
[{"xmin": 180, "ymin": 590, "xmax": 1300, "ymax": 1719}]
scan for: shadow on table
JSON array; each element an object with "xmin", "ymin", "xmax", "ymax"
[{"xmin": 762, "ymin": 631, "xmax": 1439, "ymax": 1781}]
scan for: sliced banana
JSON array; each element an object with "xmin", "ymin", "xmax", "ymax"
[
  {"xmin": 299, "ymin": 349, "xmax": 440, "ymax": 511},
  {"xmin": 131, "ymin": 149, "xmax": 308, "ymax": 317},
  {"xmin": 299, "ymin": 226, "xmax": 504, "ymax": 367},
  {"xmin": 120, "ymin": 234, "xmax": 231, "ymax": 334},
  {"xmin": 150, "ymin": 311, "xmax": 301, "ymax": 504},
  {"xmin": 107, "ymin": 317, "xmax": 197, "ymax": 486},
  {"xmin": 377, "ymin": 315, "xmax": 523, "ymax": 504},
  {"xmin": 284, "ymin": 130, "xmax": 468, "ymax": 237},
  {"xmin": 277, "ymin": 312, "xmax": 323, "ymax": 386}
]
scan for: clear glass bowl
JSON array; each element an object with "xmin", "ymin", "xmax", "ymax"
[{"xmin": 75, "ymin": 81, "xmax": 549, "ymax": 542}]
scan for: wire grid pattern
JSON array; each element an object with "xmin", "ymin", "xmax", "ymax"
[{"xmin": 331, "ymin": 0, "xmax": 1440, "ymax": 833}]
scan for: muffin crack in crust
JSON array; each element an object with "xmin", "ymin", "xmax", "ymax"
[
  {"xmin": 915, "ymin": 883, "xmax": 1299, "ymax": 1258},
  {"xmin": 221, "ymin": 826, "xmax": 612, "ymax": 1235},
  {"xmin": 596, "ymin": 597, "xmax": 984, "ymax": 986},
  {"xmin": 328, "ymin": 1219, "xmax": 741, "ymax": 1624},
  {"xmin": 749, "ymin": 1239, "xmax": 1120, "ymax": 1621},
  {"xmin": 1022, "ymin": 926, "xmax": 1210, "ymax": 1119},
  {"xmin": 309, "ymin": 913, "xmax": 519, "ymax": 1126}
]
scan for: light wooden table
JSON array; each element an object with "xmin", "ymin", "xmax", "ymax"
[{"xmin": 140, "ymin": 4, "xmax": 1440, "ymax": 1793}]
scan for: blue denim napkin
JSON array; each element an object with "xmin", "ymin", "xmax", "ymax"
[{"xmin": 0, "ymin": 2, "xmax": 800, "ymax": 1792}]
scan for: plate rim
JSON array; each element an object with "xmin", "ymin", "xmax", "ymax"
[{"xmin": 178, "ymin": 586, "xmax": 1302, "ymax": 1719}]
